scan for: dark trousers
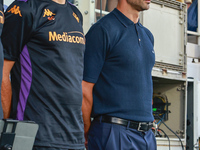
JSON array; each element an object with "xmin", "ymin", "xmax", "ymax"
[{"xmin": 88, "ymin": 119, "xmax": 157, "ymax": 150}]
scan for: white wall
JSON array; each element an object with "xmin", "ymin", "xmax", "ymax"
[
  {"xmin": 198, "ymin": 82, "xmax": 200, "ymax": 138},
  {"xmin": 187, "ymin": 58, "xmax": 200, "ymax": 81},
  {"xmin": 4, "ymin": 0, "xmax": 14, "ymax": 6},
  {"xmin": 187, "ymin": 57, "xmax": 200, "ymax": 145}
]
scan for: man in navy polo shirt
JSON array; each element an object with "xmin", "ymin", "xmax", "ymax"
[{"xmin": 82, "ymin": 0, "xmax": 157, "ymax": 149}]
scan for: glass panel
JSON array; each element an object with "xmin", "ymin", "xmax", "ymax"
[
  {"xmin": 68, "ymin": 0, "xmax": 75, "ymax": 4},
  {"xmin": 188, "ymin": 35, "xmax": 198, "ymax": 44},
  {"xmin": 95, "ymin": 0, "xmax": 118, "ymax": 21}
]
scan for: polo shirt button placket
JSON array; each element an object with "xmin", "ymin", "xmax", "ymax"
[
  {"xmin": 138, "ymin": 36, "xmax": 141, "ymax": 46},
  {"xmin": 135, "ymin": 24, "xmax": 141, "ymax": 46}
]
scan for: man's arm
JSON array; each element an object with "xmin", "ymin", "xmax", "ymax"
[
  {"xmin": 1, "ymin": 59, "xmax": 15, "ymax": 119},
  {"xmin": 82, "ymin": 80, "xmax": 95, "ymax": 149}
]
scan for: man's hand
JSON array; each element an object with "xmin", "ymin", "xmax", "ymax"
[
  {"xmin": 82, "ymin": 80, "xmax": 95, "ymax": 149},
  {"xmin": 1, "ymin": 59, "xmax": 15, "ymax": 118}
]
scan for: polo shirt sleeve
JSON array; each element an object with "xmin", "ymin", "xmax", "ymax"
[
  {"xmin": 83, "ymin": 23, "xmax": 109, "ymax": 83},
  {"xmin": 2, "ymin": 1, "xmax": 33, "ymax": 61},
  {"xmin": 144, "ymin": 27, "xmax": 154, "ymax": 46}
]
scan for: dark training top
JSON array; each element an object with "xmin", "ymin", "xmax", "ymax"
[
  {"xmin": 0, "ymin": 0, "xmax": 4, "ymax": 119},
  {"xmin": 84, "ymin": 9, "xmax": 155, "ymax": 122},
  {"xmin": 2, "ymin": 0, "xmax": 85, "ymax": 148}
]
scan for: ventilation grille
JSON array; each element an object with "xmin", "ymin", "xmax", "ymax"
[{"xmin": 154, "ymin": 62, "xmax": 185, "ymax": 72}]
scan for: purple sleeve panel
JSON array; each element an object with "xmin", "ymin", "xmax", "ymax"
[
  {"xmin": 17, "ymin": 0, "xmax": 28, "ymax": 2},
  {"xmin": 17, "ymin": 45, "xmax": 32, "ymax": 120}
]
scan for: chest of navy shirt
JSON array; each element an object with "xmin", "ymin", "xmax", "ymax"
[
  {"xmin": 2, "ymin": 0, "xmax": 85, "ymax": 148},
  {"xmin": 84, "ymin": 8, "xmax": 155, "ymax": 122}
]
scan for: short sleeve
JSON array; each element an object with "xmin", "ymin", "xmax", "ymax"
[
  {"xmin": 83, "ymin": 23, "xmax": 109, "ymax": 83},
  {"xmin": 2, "ymin": 0, "xmax": 33, "ymax": 61},
  {"xmin": 143, "ymin": 26, "xmax": 154, "ymax": 46},
  {"xmin": 69, "ymin": 3, "xmax": 83, "ymax": 26}
]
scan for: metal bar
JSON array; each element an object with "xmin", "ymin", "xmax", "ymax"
[
  {"xmin": 152, "ymin": 0, "xmax": 186, "ymax": 10},
  {"xmin": 100, "ymin": 0, "xmax": 102, "ymax": 18},
  {"xmin": 95, "ymin": 9, "xmax": 109, "ymax": 15},
  {"xmin": 187, "ymin": 31, "xmax": 200, "ymax": 36}
]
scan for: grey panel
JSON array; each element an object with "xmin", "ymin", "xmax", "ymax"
[{"xmin": 0, "ymin": 120, "xmax": 39, "ymax": 150}]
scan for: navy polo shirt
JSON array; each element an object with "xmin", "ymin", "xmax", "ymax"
[{"xmin": 84, "ymin": 8, "xmax": 155, "ymax": 122}]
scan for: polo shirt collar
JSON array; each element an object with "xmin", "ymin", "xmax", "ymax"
[{"xmin": 112, "ymin": 8, "xmax": 142, "ymax": 28}]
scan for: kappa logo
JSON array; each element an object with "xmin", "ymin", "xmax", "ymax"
[
  {"xmin": 43, "ymin": 9, "xmax": 56, "ymax": 19},
  {"xmin": 7, "ymin": 5, "xmax": 22, "ymax": 17},
  {"xmin": 73, "ymin": 12, "xmax": 79, "ymax": 23},
  {"xmin": 0, "ymin": 11, "xmax": 4, "ymax": 24},
  {"xmin": 48, "ymin": 16, "xmax": 55, "ymax": 21}
]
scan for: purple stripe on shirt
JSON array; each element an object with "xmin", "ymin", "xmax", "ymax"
[
  {"xmin": 17, "ymin": 45, "xmax": 32, "ymax": 120},
  {"xmin": 17, "ymin": 0, "xmax": 28, "ymax": 2},
  {"xmin": 68, "ymin": 2, "xmax": 75, "ymax": 6}
]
